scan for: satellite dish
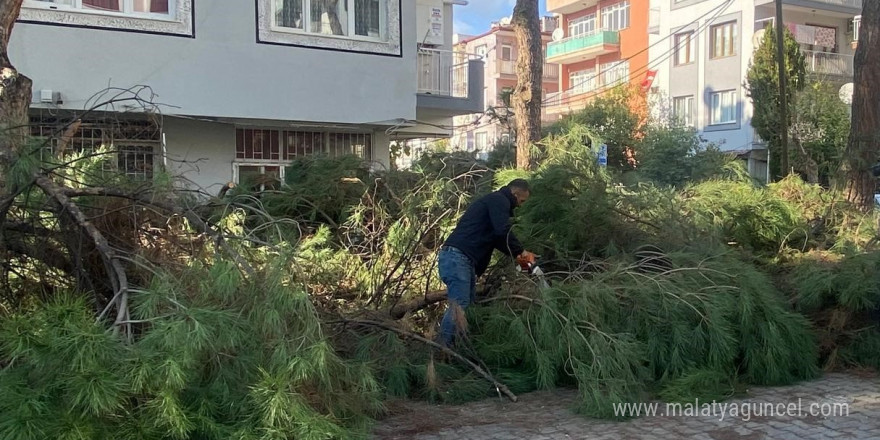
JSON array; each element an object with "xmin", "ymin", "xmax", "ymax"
[
  {"xmin": 839, "ymin": 82, "xmax": 854, "ymax": 105},
  {"xmin": 752, "ymin": 29, "xmax": 766, "ymax": 46},
  {"xmin": 500, "ymin": 16, "xmax": 511, "ymax": 26},
  {"xmin": 552, "ymin": 27, "xmax": 564, "ymax": 41}
]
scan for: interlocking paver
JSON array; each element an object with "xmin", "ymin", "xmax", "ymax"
[{"xmin": 373, "ymin": 372, "xmax": 880, "ymax": 439}]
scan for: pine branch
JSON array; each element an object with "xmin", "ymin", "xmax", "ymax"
[
  {"xmin": 33, "ymin": 174, "xmax": 131, "ymax": 328},
  {"xmin": 335, "ymin": 318, "xmax": 518, "ymax": 402},
  {"xmin": 59, "ymin": 186, "xmax": 256, "ymax": 277}
]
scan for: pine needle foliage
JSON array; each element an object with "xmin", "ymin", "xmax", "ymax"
[
  {"xmin": 0, "ymin": 261, "xmax": 382, "ymax": 440},
  {"xmin": 451, "ymin": 251, "xmax": 818, "ymax": 418}
]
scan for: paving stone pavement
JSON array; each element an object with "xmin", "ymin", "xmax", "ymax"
[{"xmin": 372, "ymin": 373, "xmax": 880, "ymax": 439}]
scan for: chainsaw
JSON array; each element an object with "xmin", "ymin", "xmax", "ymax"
[{"xmin": 516, "ymin": 256, "xmax": 550, "ymax": 289}]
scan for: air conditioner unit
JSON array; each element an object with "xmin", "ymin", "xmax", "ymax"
[{"xmin": 39, "ymin": 89, "xmax": 62, "ymax": 105}]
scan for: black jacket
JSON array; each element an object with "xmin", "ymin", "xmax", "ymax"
[{"xmin": 444, "ymin": 187, "xmax": 524, "ymax": 276}]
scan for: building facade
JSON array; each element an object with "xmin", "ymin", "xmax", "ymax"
[
  {"xmin": 12, "ymin": 0, "xmax": 482, "ymax": 193},
  {"xmin": 649, "ymin": 0, "xmax": 861, "ymax": 181},
  {"xmin": 543, "ymin": 0, "xmax": 651, "ymax": 121},
  {"xmin": 450, "ymin": 22, "xmax": 561, "ymax": 155}
]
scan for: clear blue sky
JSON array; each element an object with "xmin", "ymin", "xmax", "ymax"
[{"xmin": 454, "ymin": 0, "xmax": 549, "ymax": 36}]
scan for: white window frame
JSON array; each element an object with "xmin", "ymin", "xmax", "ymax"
[
  {"xmin": 601, "ymin": 60, "xmax": 629, "ymax": 87},
  {"xmin": 270, "ymin": 0, "xmax": 387, "ymax": 42},
  {"xmin": 710, "ymin": 21, "xmax": 738, "ymax": 59},
  {"xmin": 258, "ymin": 0, "xmax": 400, "ymax": 56},
  {"xmin": 568, "ymin": 14, "xmax": 596, "ymax": 38},
  {"xmin": 672, "ymin": 95, "xmax": 695, "ymax": 127},
  {"xmin": 674, "ymin": 31, "xmax": 695, "ymax": 66},
  {"xmin": 501, "ymin": 45, "xmax": 513, "ymax": 61},
  {"xmin": 24, "ymin": 0, "xmax": 176, "ymax": 20},
  {"xmin": 474, "ymin": 132, "xmax": 488, "ymax": 151},
  {"xmin": 232, "ymin": 163, "xmax": 285, "ymax": 192},
  {"xmin": 709, "ymin": 90, "xmax": 738, "ymax": 125},
  {"xmin": 475, "ymin": 44, "xmax": 488, "ymax": 57},
  {"xmin": 600, "ymin": 1, "xmax": 629, "ymax": 32},
  {"xmin": 21, "ymin": 0, "xmax": 191, "ymax": 35},
  {"xmin": 570, "ymin": 69, "xmax": 597, "ymax": 94}
]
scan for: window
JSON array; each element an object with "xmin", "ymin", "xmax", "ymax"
[
  {"xmin": 273, "ymin": 0, "xmax": 383, "ymax": 39},
  {"xmin": 234, "ymin": 128, "xmax": 371, "ymax": 187},
  {"xmin": 568, "ymin": 14, "xmax": 596, "ymax": 37},
  {"xmin": 235, "ymin": 165, "xmax": 282, "ymax": 192},
  {"xmin": 674, "ymin": 31, "xmax": 695, "ymax": 65},
  {"xmin": 601, "ymin": 61, "xmax": 629, "ymax": 87},
  {"xmin": 570, "ymin": 69, "xmax": 596, "ymax": 94},
  {"xmin": 710, "ymin": 21, "xmax": 737, "ymax": 58},
  {"xmin": 474, "ymin": 132, "xmax": 487, "ymax": 151},
  {"xmin": 500, "ymin": 133, "xmax": 511, "ymax": 144},
  {"xmin": 601, "ymin": 1, "xmax": 629, "ymax": 32},
  {"xmin": 672, "ymin": 96, "xmax": 695, "ymax": 127},
  {"xmin": 26, "ymin": 0, "xmax": 173, "ymax": 16},
  {"xmin": 236, "ymin": 128, "xmax": 371, "ymax": 161},
  {"xmin": 501, "ymin": 45, "xmax": 513, "ymax": 61},
  {"xmin": 23, "ymin": 0, "xmax": 191, "ymax": 35},
  {"xmin": 30, "ymin": 115, "xmax": 158, "ymax": 180},
  {"xmin": 710, "ymin": 90, "xmax": 737, "ymax": 125}
]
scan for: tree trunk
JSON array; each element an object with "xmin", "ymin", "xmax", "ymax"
[
  {"xmin": 0, "ymin": 0, "xmax": 31, "ymax": 180},
  {"xmin": 843, "ymin": 1, "xmax": 880, "ymax": 211},
  {"xmin": 511, "ymin": 0, "xmax": 542, "ymax": 170}
]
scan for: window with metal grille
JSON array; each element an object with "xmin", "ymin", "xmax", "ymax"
[
  {"xmin": 234, "ymin": 128, "xmax": 372, "ymax": 187},
  {"xmin": 29, "ymin": 116, "xmax": 158, "ymax": 179}
]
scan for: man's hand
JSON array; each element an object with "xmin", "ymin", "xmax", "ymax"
[{"xmin": 516, "ymin": 251, "xmax": 537, "ymax": 270}]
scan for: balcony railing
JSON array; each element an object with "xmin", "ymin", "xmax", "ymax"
[
  {"xmin": 803, "ymin": 50, "xmax": 854, "ymax": 77},
  {"xmin": 496, "ymin": 60, "xmax": 559, "ymax": 78},
  {"xmin": 417, "ymin": 48, "xmax": 480, "ymax": 98},
  {"xmin": 546, "ymin": 29, "xmax": 620, "ymax": 61}
]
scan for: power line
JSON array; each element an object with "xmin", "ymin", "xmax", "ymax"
[{"xmin": 543, "ymin": 0, "xmax": 734, "ymax": 106}]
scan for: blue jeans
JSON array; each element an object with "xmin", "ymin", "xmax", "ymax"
[{"xmin": 438, "ymin": 246, "xmax": 477, "ymax": 347}]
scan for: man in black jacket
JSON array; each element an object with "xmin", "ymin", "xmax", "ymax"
[{"xmin": 438, "ymin": 179, "xmax": 536, "ymax": 346}]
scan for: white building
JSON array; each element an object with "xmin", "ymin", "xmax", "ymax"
[
  {"xmin": 12, "ymin": 0, "xmax": 483, "ymax": 193},
  {"xmin": 649, "ymin": 0, "xmax": 860, "ymax": 181}
]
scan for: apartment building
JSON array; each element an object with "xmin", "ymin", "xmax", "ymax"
[
  {"xmin": 543, "ymin": 0, "xmax": 651, "ymax": 121},
  {"xmin": 650, "ymin": 0, "xmax": 861, "ymax": 182},
  {"xmin": 450, "ymin": 19, "xmax": 561, "ymax": 155},
  {"xmin": 12, "ymin": 0, "xmax": 482, "ymax": 192}
]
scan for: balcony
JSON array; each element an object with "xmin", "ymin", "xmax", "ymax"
[
  {"xmin": 547, "ymin": 0, "xmax": 599, "ymax": 15},
  {"xmin": 495, "ymin": 60, "xmax": 560, "ymax": 79},
  {"xmin": 755, "ymin": 0, "xmax": 861, "ymax": 16},
  {"xmin": 546, "ymin": 30, "xmax": 620, "ymax": 64},
  {"xmin": 417, "ymin": 48, "xmax": 485, "ymax": 116},
  {"xmin": 803, "ymin": 50, "xmax": 854, "ymax": 78}
]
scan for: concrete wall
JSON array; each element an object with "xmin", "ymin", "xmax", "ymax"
[
  {"xmin": 12, "ymin": 0, "xmax": 417, "ymax": 125},
  {"xmin": 164, "ymin": 117, "xmax": 238, "ymax": 194}
]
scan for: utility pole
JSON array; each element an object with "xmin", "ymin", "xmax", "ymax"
[{"xmin": 775, "ymin": 0, "xmax": 790, "ymax": 176}]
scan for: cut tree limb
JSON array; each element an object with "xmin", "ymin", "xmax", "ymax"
[
  {"xmin": 60, "ymin": 186, "xmax": 256, "ymax": 277},
  {"xmin": 33, "ymin": 175, "xmax": 130, "ymax": 327},
  {"xmin": 338, "ymin": 318, "xmax": 518, "ymax": 402},
  {"xmin": 389, "ymin": 289, "xmax": 448, "ymax": 320}
]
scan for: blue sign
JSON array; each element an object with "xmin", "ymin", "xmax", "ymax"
[{"xmin": 597, "ymin": 143, "xmax": 608, "ymax": 167}]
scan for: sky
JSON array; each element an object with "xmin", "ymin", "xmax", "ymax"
[{"xmin": 453, "ymin": 0, "xmax": 549, "ymax": 36}]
